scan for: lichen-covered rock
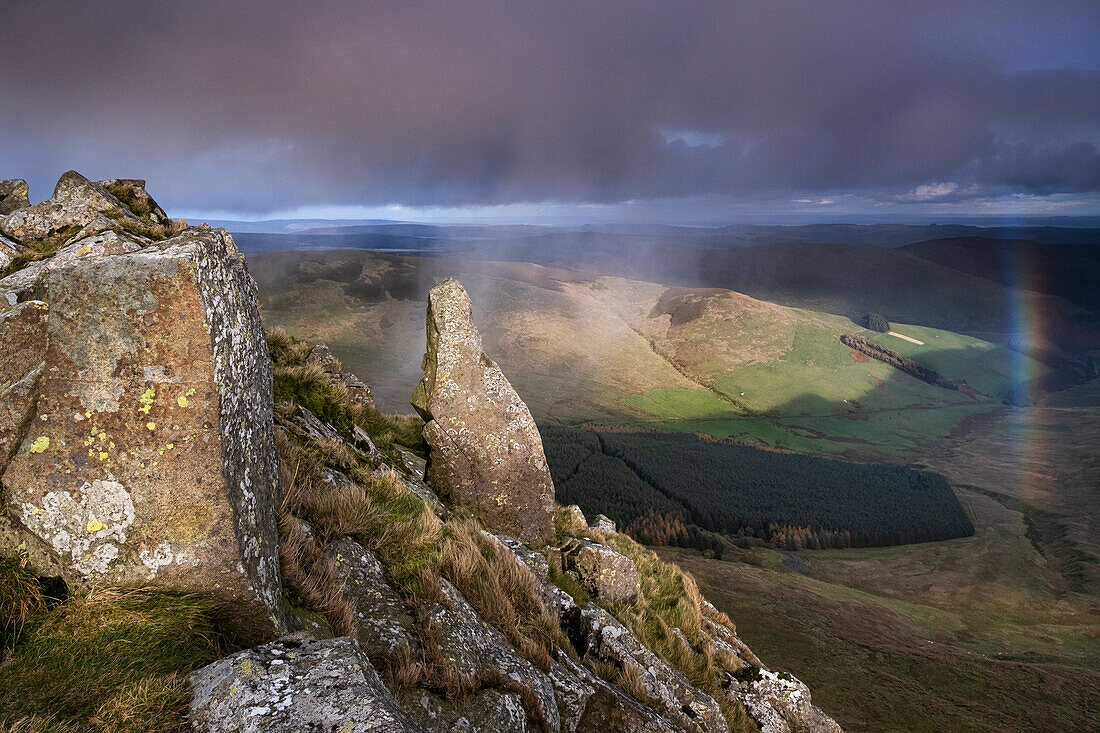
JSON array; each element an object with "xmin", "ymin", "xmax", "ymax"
[
  {"xmin": 428, "ymin": 579, "xmax": 561, "ymax": 732},
  {"xmin": 97, "ymin": 179, "xmax": 169, "ymax": 225},
  {"xmin": 549, "ymin": 657, "xmax": 597, "ymax": 733},
  {"xmin": 324, "ymin": 537, "xmax": 419, "ymax": 657},
  {"xmin": 489, "ymin": 532, "xmax": 549, "ymax": 581},
  {"xmin": 549, "ymin": 654, "xmax": 679, "ymax": 733},
  {"xmin": 563, "ymin": 504, "xmax": 588, "ymax": 531},
  {"xmin": 0, "ymin": 171, "xmax": 143, "ymax": 243},
  {"xmin": 574, "ymin": 677, "xmax": 680, "ymax": 733},
  {"xmin": 410, "ymin": 278, "xmax": 554, "ymax": 546},
  {"xmin": 739, "ymin": 691, "xmax": 792, "ymax": 733},
  {"xmin": 343, "ymin": 370, "xmax": 376, "ymax": 409},
  {"xmin": 189, "ymin": 635, "xmax": 424, "ymax": 733},
  {"xmin": 0, "ymin": 300, "xmax": 47, "ymax": 466},
  {"xmin": 591, "ymin": 514, "xmax": 616, "ymax": 533},
  {"xmin": 0, "ymin": 179, "xmax": 29, "ymax": 215},
  {"xmin": 407, "ymin": 688, "xmax": 532, "ymax": 732},
  {"xmin": 562, "ymin": 538, "xmax": 640, "ymax": 603},
  {"xmin": 1, "ymin": 230, "xmax": 143, "ymax": 306},
  {"xmin": 577, "ymin": 604, "xmax": 727, "ymax": 733},
  {"xmin": 0, "ymin": 226, "xmax": 286, "ymax": 639},
  {"xmin": 739, "ymin": 670, "xmax": 844, "ymax": 733}
]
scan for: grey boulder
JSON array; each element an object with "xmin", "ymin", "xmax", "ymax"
[{"xmin": 189, "ymin": 635, "xmax": 424, "ymax": 732}]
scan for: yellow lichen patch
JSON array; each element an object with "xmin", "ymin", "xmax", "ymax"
[
  {"xmin": 146, "ymin": 422, "xmax": 156, "ymax": 431},
  {"xmin": 237, "ymin": 658, "xmax": 261, "ymax": 681},
  {"xmin": 138, "ymin": 388, "xmax": 156, "ymax": 414},
  {"xmin": 97, "ymin": 451, "xmax": 109, "ymax": 461},
  {"xmin": 166, "ymin": 443, "xmax": 174, "ymax": 450},
  {"xmin": 86, "ymin": 516, "xmax": 108, "ymax": 533},
  {"xmin": 27, "ymin": 436, "xmax": 50, "ymax": 454},
  {"xmin": 176, "ymin": 388, "xmax": 196, "ymax": 408},
  {"xmin": 76, "ymin": 246, "xmax": 93, "ymax": 256}
]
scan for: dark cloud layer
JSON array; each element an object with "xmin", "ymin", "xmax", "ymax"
[{"xmin": 1, "ymin": 0, "xmax": 1097, "ymax": 214}]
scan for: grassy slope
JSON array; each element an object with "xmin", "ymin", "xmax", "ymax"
[
  {"xmin": 250, "ymin": 250, "xmax": 1019, "ymax": 461},
  {"xmin": 658, "ymin": 485, "xmax": 1100, "ymax": 732}
]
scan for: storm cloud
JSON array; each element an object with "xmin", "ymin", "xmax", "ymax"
[{"xmin": 1, "ymin": 0, "xmax": 1097, "ymax": 215}]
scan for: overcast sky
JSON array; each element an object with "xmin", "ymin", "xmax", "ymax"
[{"xmin": 2, "ymin": 1, "xmax": 1098, "ymax": 223}]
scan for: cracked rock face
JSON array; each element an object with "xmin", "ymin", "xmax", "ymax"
[
  {"xmin": 427, "ymin": 578, "xmax": 562, "ymax": 732},
  {"xmin": 190, "ymin": 635, "xmax": 424, "ymax": 733},
  {"xmin": 0, "ymin": 226, "xmax": 286, "ymax": 640},
  {"xmin": 411, "ymin": 278, "xmax": 554, "ymax": 546}
]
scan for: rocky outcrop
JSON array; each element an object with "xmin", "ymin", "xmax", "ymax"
[
  {"xmin": 325, "ymin": 537, "xmax": 420, "ymax": 657},
  {"xmin": 427, "ymin": 578, "xmax": 562, "ymax": 732},
  {"xmin": 1, "ymin": 230, "xmax": 143, "ymax": 306},
  {"xmin": 0, "ymin": 170, "xmax": 146, "ymax": 243},
  {"xmin": 190, "ymin": 635, "xmax": 423, "ymax": 733},
  {"xmin": 576, "ymin": 604, "xmax": 728, "ymax": 733},
  {"xmin": 411, "ymin": 278, "xmax": 554, "ymax": 546},
  {"xmin": 562, "ymin": 504, "xmax": 588, "ymax": 531},
  {"xmin": 591, "ymin": 514, "xmax": 616, "ymax": 533},
  {"xmin": 0, "ymin": 233, "xmax": 20, "ymax": 272},
  {"xmin": 409, "ymin": 688, "xmax": 531, "ymax": 732},
  {"xmin": 0, "ymin": 225, "xmax": 287, "ymax": 639},
  {"xmin": 562, "ymin": 537, "xmax": 641, "ymax": 603},
  {"xmin": 0, "ymin": 179, "xmax": 29, "ymax": 215},
  {"xmin": 738, "ymin": 670, "xmax": 843, "ymax": 733}
]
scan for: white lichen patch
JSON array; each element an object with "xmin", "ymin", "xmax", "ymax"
[
  {"xmin": 21, "ymin": 479, "xmax": 135, "ymax": 575},
  {"xmin": 140, "ymin": 540, "xmax": 175, "ymax": 578}
]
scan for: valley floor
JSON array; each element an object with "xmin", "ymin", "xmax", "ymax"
[{"xmin": 658, "ymin": 381, "xmax": 1100, "ymax": 732}]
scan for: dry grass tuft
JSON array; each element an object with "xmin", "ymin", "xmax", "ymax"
[
  {"xmin": 0, "ymin": 587, "xmax": 230, "ymax": 732},
  {"xmin": 383, "ymin": 643, "xmax": 424, "ymax": 692},
  {"xmin": 0, "ymin": 559, "xmax": 49, "ymax": 651},
  {"xmin": 437, "ymin": 519, "xmax": 557, "ymax": 672},
  {"xmin": 615, "ymin": 662, "xmax": 650, "ymax": 704}
]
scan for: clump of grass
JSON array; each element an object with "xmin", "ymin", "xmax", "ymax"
[
  {"xmin": 102, "ymin": 209, "xmax": 187, "ymax": 241},
  {"xmin": 275, "ymin": 429, "xmax": 440, "ymax": 598},
  {"xmin": 0, "ymin": 558, "xmax": 52, "ymax": 652},
  {"xmin": 273, "ymin": 361, "xmax": 357, "ymax": 435},
  {"xmin": 437, "ymin": 518, "xmax": 559, "ymax": 672},
  {"xmin": 547, "ymin": 562, "xmax": 591, "ymax": 607},
  {"xmin": 0, "ymin": 588, "xmax": 232, "ymax": 732}
]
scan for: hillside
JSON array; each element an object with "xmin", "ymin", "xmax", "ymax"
[
  {"xmin": 0, "ymin": 172, "xmax": 841, "ymax": 732},
  {"xmin": 901, "ymin": 236, "xmax": 1100, "ymax": 314},
  {"xmin": 250, "ymin": 248, "xmax": 1049, "ymax": 461}
]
